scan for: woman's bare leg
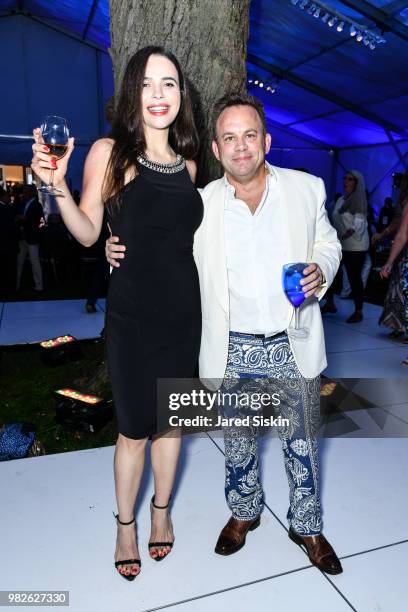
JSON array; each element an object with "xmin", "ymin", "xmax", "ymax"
[
  {"xmin": 149, "ymin": 433, "xmax": 181, "ymax": 559},
  {"xmin": 114, "ymin": 433, "xmax": 147, "ymax": 576}
]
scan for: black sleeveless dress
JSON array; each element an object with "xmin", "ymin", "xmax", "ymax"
[{"xmin": 105, "ymin": 155, "xmax": 203, "ymax": 439}]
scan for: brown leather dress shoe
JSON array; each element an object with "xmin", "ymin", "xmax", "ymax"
[
  {"xmin": 215, "ymin": 516, "xmax": 261, "ymax": 556},
  {"xmin": 288, "ymin": 528, "xmax": 343, "ymax": 575}
]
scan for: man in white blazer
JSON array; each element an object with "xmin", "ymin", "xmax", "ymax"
[{"xmin": 106, "ymin": 93, "xmax": 342, "ymax": 574}]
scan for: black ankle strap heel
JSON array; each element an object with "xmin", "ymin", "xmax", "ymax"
[
  {"xmin": 148, "ymin": 495, "xmax": 174, "ymax": 561},
  {"xmin": 151, "ymin": 495, "xmax": 171, "ymax": 509},
  {"xmin": 113, "ymin": 511, "xmax": 141, "ymax": 580},
  {"xmin": 113, "ymin": 512, "xmax": 136, "ymax": 525}
]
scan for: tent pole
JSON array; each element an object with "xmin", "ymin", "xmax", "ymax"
[
  {"xmin": 329, "ymin": 150, "xmax": 339, "ymax": 200},
  {"xmin": 385, "ymin": 130, "xmax": 407, "ymax": 167},
  {"xmin": 83, "ymin": 0, "xmax": 99, "ymax": 41},
  {"xmin": 369, "ymin": 150, "xmax": 408, "ymax": 196}
]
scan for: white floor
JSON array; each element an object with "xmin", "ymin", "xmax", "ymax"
[
  {"xmin": 1, "ymin": 296, "xmax": 407, "ymax": 611},
  {"xmin": 0, "ymin": 298, "xmax": 106, "ymax": 346}
]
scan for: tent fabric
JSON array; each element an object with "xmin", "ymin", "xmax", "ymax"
[
  {"xmin": 248, "ymin": 0, "xmax": 408, "ymax": 148},
  {"xmin": 0, "ymin": 0, "xmax": 407, "ymax": 205},
  {"xmin": 0, "ymin": 0, "xmax": 110, "ymax": 48},
  {"xmin": 0, "ymin": 12, "xmax": 113, "ymax": 190}
]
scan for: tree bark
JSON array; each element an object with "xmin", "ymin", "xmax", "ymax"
[{"xmin": 109, "ymin": 0, "xmax": 250, "ymax": 184}]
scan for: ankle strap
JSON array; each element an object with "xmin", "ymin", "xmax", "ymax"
[
  {"xmin": 151, "ymin": 494, "xmax": 171, "ymax": 509},
  {"xmin": 113, "ymin": 511, "xmax": 135, "ymax": 525}
]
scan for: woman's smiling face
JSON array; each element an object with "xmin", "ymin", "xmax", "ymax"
[{"xmin": 142, "ymin": 54, "xmax": 181, "ymax": 132}]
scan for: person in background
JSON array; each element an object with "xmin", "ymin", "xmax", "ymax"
[
  {"xmin": 10, "ymin": 184, "xmax": 23, "ymax": 208},
  {"xmin": 322, "ymin": 173, "xmax": 370, "ymax": 317},
  {"xmin": 373, "ymin": 170, "xmax": 408, "ymax": 339},
  {"xmin": 339, "ymin": 196, "xmax": 375, "ymax": 299},
  {"xmin": 325, "ymin": 192, "xmax": 342, "ymax": 226},
  {"xmin": 0, "ymin": 186, "xmax": 18, "ymax": 297},
  {"xmin": 380, "ymin": 200, "xmax": 408, "ymax": 361},
  {"xmin": 39, "ymin": 213, "xmax": 73, "ymax": 284},
  {"xmin": 377, "ymin": 197, "xmax": 394, "ymax": 233},
  {"xmin": 16, "ymin": 184, "xmax": 44, "ymax": 293},
  {"xmin": 331, "ymin": 170, "xmax": 369, "ymax": 323}
]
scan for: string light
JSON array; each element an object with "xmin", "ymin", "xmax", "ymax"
[
  {"xmin": 248, "ymin": 73, "xmax": 279, "ymax": 95},
  {"xmin": 288, "ymin": 0, "xmax": 386, "ymax": 50}
]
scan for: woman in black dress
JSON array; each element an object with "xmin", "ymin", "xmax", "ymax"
[{"xmin": 31, "ymin": 47, "xmax": 202, "ymax": 580}]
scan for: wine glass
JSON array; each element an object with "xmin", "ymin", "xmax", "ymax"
[
  {"xmin": 282, "ymin": 262, "xmax": 310, "ymax": 340},
  {"xmin": 37, "ymin": 115, "xmax": 69, "ymax": 195}
]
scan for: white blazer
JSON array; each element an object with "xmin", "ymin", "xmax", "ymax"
[{"xmin": 193, "ymin": 163, "xmax": 341, "ymax": 387}]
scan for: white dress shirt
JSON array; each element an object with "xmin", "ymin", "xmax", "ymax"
[{"xmin": 224, "ymin": 168, "xmax": 292, "ymax": 335}]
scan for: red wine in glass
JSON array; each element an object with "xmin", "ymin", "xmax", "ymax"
[
  {"xmin": 37, "ymin": 115, "xmax": 69, "ymax": 195},
  {"xmin": 44, "ymin": 143, "xmax": 68, "ymax": 158},
  {"xmin": 282, "ymin": 263, "xmax": 310, "ymax": 339}
]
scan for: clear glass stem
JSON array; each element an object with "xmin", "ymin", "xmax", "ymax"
[
  {"xmin": 49, "ymin": 167, "xmax": 54, "ymax": 189},
  {"xmin": 295, "ymin": 307, "xmax": 300, "ymax": 330}
]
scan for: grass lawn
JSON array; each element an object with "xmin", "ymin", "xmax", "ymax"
[{"xmin": 0, "ymin": 339, "xmax": 118, "ymax": 456}]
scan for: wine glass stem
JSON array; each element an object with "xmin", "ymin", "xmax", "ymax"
[
  {"xmin": 49, "ymin": 167, "xmax": 54, "ymax": 189},
  {"xmin": 295, "ymin": 307, "xmax": 300, "ymax": 330}
]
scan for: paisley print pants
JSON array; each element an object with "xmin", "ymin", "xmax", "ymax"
[{"xmin": 222, "ymin": 331, "xmax": 322, "ymax": 536}]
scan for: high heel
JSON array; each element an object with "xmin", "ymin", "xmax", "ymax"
[
  {"xmin": 148, "ymin": 495, "xmax": 174, "ymax": 562},
  {"xmin": 113, "ymin": 512, "xmax": 141, "ymax": 581}
]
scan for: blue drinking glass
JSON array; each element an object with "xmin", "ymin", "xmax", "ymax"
[{"xmin": 282, "ymin": 262, "xmax": 310, "ymax": 339}]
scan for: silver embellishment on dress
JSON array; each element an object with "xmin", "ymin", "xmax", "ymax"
[{"xmin": 137, "ymin": 153, "xmax": 186, "ymax": 173}]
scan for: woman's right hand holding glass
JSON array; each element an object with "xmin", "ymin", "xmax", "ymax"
[{"xmin": 31, "ymin": 127, "xmax": 75, "ymax": 189}]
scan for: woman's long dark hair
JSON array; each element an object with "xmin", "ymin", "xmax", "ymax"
[{"xmin": 103, "ymin": 46, "xmax": 198, "ymax": 210}]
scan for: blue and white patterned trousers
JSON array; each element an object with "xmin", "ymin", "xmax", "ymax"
[{"xmin": 222, "ymin": 331, "xmax": 322, "ymax": 536}]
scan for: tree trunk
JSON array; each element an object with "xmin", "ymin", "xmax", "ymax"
[{"xmin": 109, "ymin": 0, "xmax": 250, "ymax": 184}]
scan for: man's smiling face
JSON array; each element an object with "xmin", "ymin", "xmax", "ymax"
[{"xmin": 212, "ymin": 105, "xmax": 271, "ymax": 181}]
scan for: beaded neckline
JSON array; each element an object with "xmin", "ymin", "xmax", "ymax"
[{"xmin": 137, "ymin": 153, "xmax": 186, "ymax": 174}]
